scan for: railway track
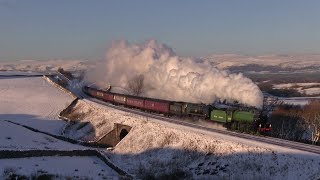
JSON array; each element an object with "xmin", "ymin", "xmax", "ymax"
[{"xmin": 77, "ymin": 90, "xmax": 320, "ymax": 155}]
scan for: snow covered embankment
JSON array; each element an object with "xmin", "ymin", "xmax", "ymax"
[{"xmin": 63, "ymin": 100, "xmax": 320, "ymax": 180}]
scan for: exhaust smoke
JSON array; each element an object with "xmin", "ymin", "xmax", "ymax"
[{"xmin": 85, "ymin": 40, "xmax": 263, "ymax": 108}]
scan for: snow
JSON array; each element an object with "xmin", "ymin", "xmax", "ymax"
[
  {"xmin": 273, "ymin": 83, "xmax": 320, "ymax": 95},
  {"xmin": 0, "ymin": 71, "xmax": 43, "ymax": 76},
  {"xmin": 300, "ymin": 87, "xmax": 320, "ymax": 95},
  {"xmin": 205, "ymin": 54, "xmax": 320, "ymax": 70},
  {"xmin": 0, "ymin": 121, "xmax": 85, "ymax": 150},
  {"xmin": 1, "ymin": 54, "xmax": 320, "ymax": 73},
  {"xmin": 280, "ymin": 99, "xmax": 311, "ymax": 106},
  {"xmin": 0, "ymin": 75, "xmax": 121, "ymax": 179},
  {"xmin": 64, "ymin": 99, "xmax": 320, "ymax": 179},
  {"xmin": 0, "ymin": 76, "xmax": 74, "ymax": 134},
  {"xmin": 278, "ymin": 96, "xmax": 320, "ymax": 106},
  {"xmin": 0, "ymin": 156, "xmax": 118, "ymax": 179},
  {"xmin": 273, "ymin": 83, "xmax": 320, "ymax": 89},
  {"xmin": 1, "ymin": 59, "xmax": 320, "ymax": 179},
  {"xmin": 0, "ymin": 60, "xmax": 93, "ymax": 72}
]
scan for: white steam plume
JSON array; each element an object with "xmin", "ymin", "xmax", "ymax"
[{"xmin": 86, "ymin": 40, "xmax": 263, "ymax": 108}]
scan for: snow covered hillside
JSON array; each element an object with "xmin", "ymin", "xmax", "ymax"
[
  {"xmin": 273, "ymin": 83, "xmax": 320, "ymax": 96},
  {"xmin": 0, "ymin": 60, "xmax": 93, "ymax": 73},
  {"xmin": 64, "ymin": 99, "xmax": 320, "ymax": 179},
  {"xmin": 0, "ymin": 76, "xmax": 74, "ymax": 134},
  {"xmin": 2, "ymin": 54, "xmax": 320, "ymax": 74},
  {"xmin": 204, "ymin": 54, "xmax": 320, "ymax": 70}
]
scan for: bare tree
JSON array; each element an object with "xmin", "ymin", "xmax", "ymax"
[
  {"xmin": 127, "ymin": 74, "xmax": 144, "ymax": 96},
  {"xmin": 269, "ymin": 104, "xmax": 306, "ymax": 141},
  {"xmin": 301, "ymin": 100, "xmax": 320, "ymax": 144}
]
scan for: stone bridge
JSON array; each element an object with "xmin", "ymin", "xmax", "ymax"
[{"xmin": 97, "ymin": 123, "xmax": 132, "ymax": 147}]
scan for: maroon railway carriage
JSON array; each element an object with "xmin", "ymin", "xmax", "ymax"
[
  {"xmin": 86, "ymin": 87, "xmax": 96, "ymax": 97},
  {"xmin": 88, "ymin": 88, "xmax": 114, "ymax": 103},
  {"xmin": 102, "ymin": 92, "xmax": 114, "ymax": 102},
  {"xmin": 144, "ymin": 99, "xmax": 170, "ymax": 114},
  {"xmin": 126, "ymin": 96, "xmax": 145, "ymax": 108},
  {"xmin": 113, "ymin": 94, "xmax": 127, "ymax": 105},
  {"xmin": 89, "ymin": 88, "xmax": 104, "ymax": 99}
]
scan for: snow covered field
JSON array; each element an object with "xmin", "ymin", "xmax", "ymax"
[
  {"xmin": 1, "ymin": 54, "xmax": 320, "ymax": 74},
  {"xmin": 0, "ymin": 121, "xmax": 85, "ymax": 150},
  {"xmin": 0, "ymin": 60, "xmax": 92, "ymax": 72},
  {"xmin": 0, "ymin": 71, "xmax": 43, "ymax": 76},
  {"xmin": 273, "ymin": 83, "xmax": 320, "ymax": 96},
  {"xmin": 270, "ymin": 82, "xmax": 320, "ymax": 105},
  {"xmin": 205, "ymin": 54, "xmax": 320, "ymax": 70},
  {"xmin": 64, "ymin": 99, "xmax": 320, "ymax": 179},
  {"xmin": 0, "ymin": 76, "xmax": 74, "ymax": 134},
  {"xmin": 0, "ymin": 156, "xmax": 118, "ymax": 179},
  {"xmin": 273, "ymin": 83, "xmax": 320, "ymax": 89},
  {"xmin": 0, "ymin": 74, "xmax": 123, "ymax": 179},
  {"xmin": 277, "ymin": 96, "xmax": 320, "ymax": 106}
]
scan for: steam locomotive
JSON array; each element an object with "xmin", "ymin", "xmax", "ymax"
[{"xmin": 83, "ymin": 86, "xmax": 272, "ymax": 133}]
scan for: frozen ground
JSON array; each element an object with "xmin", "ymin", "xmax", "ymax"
[
  {"xmin": 273, "ymin": 83, "xmax": 320, "ymax": 96},
  {"xmin": 0, "ymin": 156, "xmax": 118, "ymax": 179},
  {"xmin": 2, "ymin": 54, "xmax": 320, "ymax": 74},
  {"xmin": 280, "ymin": 98, "xmax": 311, "ymax": 106},
  {"xmin": 0, "ymin": 121, "xmax": 85, "ymax": 150},
  {"xmin": 204, "ymin": 54, "xmax": 320, "ymax": 70},
  {"xmin": 0, "ymin": 120, "xmax": 118, "ymax": 179},
  {"xmin": 278, "ymin": 96, "xmax": 320, "ymax": 106},
  {"xmin": 302, "ymin": 87, "xmax": 320, "ymax": 95},
  {"xmin": 64, "ymin": 99, "xmax": 320, "ymax": 179},
  {"xmin": 0, "ymin": 74, "xmax": 122, "ymax": 179},
  {"xmin": 273, "ymin": 83, "xmax": 320, "ymax": 89},
  {"xmin": 0, "ymin": 76, "xmax": 74, "ymax": 134},
  {"xmin": 0, "ymin": 71, "xmax": 43, "ymax": 76},
  {"xmin": 0, "ymin": 59, "xmax": 93, "ymax": 72}
]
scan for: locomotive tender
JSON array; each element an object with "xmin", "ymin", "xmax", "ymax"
[{"xmin": 83, "ymin": 86, "xmax": 271, "ymax": 132}]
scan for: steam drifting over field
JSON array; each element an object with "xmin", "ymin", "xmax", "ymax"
[{"xmin": 86, "ymin": 40, "xmax": 263, "ymax": 108}]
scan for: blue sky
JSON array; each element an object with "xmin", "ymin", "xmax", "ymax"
[{"xmin": 0, "ymin": 0, "xmax": 320, "ymax": 61}]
